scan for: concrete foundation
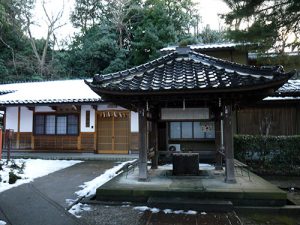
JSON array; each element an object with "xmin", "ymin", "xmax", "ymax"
[{"xmin": 96, "ymin": 164, "xmax": 287, "ymax": 207}]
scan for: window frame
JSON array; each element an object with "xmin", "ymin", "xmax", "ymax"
[
  {"xmin": 33, "ymin": 113, "xmax": 79, "ymax": 136},
  {"xmin": 169, "ymin": 120, "xmax": 215, "ymax": 140}
]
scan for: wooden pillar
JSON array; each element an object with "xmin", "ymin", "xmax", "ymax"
[
  {"xmin": 16, "ymin": 106, "xmax": 20, "ymax": 149},
  {"xmin": 214, "ymin": 109, "xmax": 223, "ymax": 170},
  {"xmin": 151, "ymin": 120, "xmax": 158, "ymax": 169},
  {"xmin": 224, "ymin": 104, "xmax": 236, "ymax": 183},
  {"xmin": 138, "ymin": 110, "xmax": 148, "ymax": 181}
]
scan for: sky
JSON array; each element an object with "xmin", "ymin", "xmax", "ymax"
[{"xmin": 31, "ymin": 0, "xmax": 230, "ymax": 43}]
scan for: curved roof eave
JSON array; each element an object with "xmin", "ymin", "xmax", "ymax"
[{"xmin": 88, "ymin": 72, "xmax": 293, "ymax": 97}]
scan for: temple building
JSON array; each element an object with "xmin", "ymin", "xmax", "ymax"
[
  {"xmin": 0, "ymin": 45, "xmax": 297, "ymax": 183},
  {"xmin": 87, "ymin": 47, "xmax": 294, "ymax": 182}
]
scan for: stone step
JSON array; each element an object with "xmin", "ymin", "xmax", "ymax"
[{"xmin": 147, "ymin": 197, "xmax": 234, "ymax": 212}]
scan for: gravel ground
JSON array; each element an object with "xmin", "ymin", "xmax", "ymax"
[
  {"xmin": 77, "ymin": 176, "xmax": 300, "ymax": 225},
  {"xmin": 78, "ymin": 204, "xmax": 143, "ymax": 225},
  {"xmin": 78, "ymin": 204, "xmax": 242, "ymax": 225},
  {"xmin": 238, "ymin": 212, "xmax": 300, "ymax": 225}
]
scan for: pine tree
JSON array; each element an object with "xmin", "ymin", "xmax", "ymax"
[{"xmin": 222, "ymin": 0, "xmax": 300, "ymax": 53}]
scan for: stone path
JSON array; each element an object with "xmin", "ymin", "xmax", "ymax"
[{"xmin": 0, "ymin": 161, "xmax": 115, "ymax": 225}]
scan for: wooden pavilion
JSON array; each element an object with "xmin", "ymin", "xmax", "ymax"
[{"xmin": 86, "ymin": 47, "xmax": 293, "ymax": 183}]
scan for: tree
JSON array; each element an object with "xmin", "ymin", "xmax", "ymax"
[
  {"xmin": 69, "ymin": 0, "xmax": 199, "ymax": 74},
  {"xmin": 70, "ymin": 0, "xmax": 104, "ymax": 34},
  {"xmin": 198, "ymin": 25, "xmax": 228, "ymax": 44},
  {"xmin": 129, "ymin": 0, "xmax": 199, "ymax": 64},
  {"xmin": 0, "ymin": 0, "xmax": 33, "ymax": 81},
  {"xmin": 23, "ymin": 0, "xmax": 65, "ymax": 78},
  {"xmin": 222, "ymin": 0, "xmax": 300, "ymax": 53},
  {"xmin": 66, "ymin": 24, "xmax": 125, "ymax": 78}
]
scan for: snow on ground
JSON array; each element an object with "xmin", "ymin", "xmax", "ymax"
[
  {"xmin": 75, "ymin": 159, "xmax": 137, "ymax": 198},
  {"xmin": 68, "ymin": 161, "xmax": 212, "ymax": 218},
  {"xmin": 133, "ymin": 206, "xmax": 201, "ymax": 215},
  {"xmin": 158, "ymin": 163, "xmax": 215, "ymax": 170},
  {"xmin": 68, "ymin": 203, "xmax": 91, "ymax": 218},
  {"xmin": 0, "ymin": 220, "xmax": 6, "ymax": 225},
  {"xmin": 0, "ymin": 159, "xmax": 82, "ymax": 193},
  {"xmin": 68, "ymin": 160, "xmax": 137, "ymax": 217}
]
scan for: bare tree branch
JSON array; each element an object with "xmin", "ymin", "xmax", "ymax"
[{"xmin": 0, "ymin": 36, "xmax": 18, "ymax": 77}]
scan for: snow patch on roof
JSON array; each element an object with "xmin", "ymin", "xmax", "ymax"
[
  {"xmin": 161, "ymin": 43, "xmax": 247, "ymax": 52},
  {"xmin": 264, "ymin": 96, "xmax": 300, "ymax": 101},
  {"xmin": 0, "ymin": 79, "xmax": 101, "ymax": 105}
]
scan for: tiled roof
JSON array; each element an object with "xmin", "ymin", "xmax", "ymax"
[
  {"xmin": 0, "ymin": 90, "xmax": 15, "ymax": 95},
  {"xmin": 263, "ymin": 80, "xmax": 300, "ymax": 101},
  {"xmin": 88, "ymin": 49, "xmax": 293, "ymax": 94},
  {"xmin": 275, "ymin": 80, "xmax": 300, "ymax": 96},
  {"xmin": 0, "ymin": 80, "xmax": 101, "ymax": 105}
]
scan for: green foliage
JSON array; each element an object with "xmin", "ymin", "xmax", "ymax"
[
  {"xmin": 0, "ymin": 0, "xmax": 199, "ymax": 82},
  {"xmin": 222, "ymin": 0, "xmax": 300, "ymax": 53},
  {"xmin": 179, "ymin": 37, "xmax": 198, "ymax": 47},
  {"xmin": 67, "ymin": 0, "xmax": 199, "ymax": 75},
  {"xmin": 0, "ymin": 0, "xmax": 48, "ymax": 82},
  {"xmin": 66, "ymin": 25, "xmax": 126, "ymax": 78},
  {"xmin": 70, "ymin": 0, "xmax": 104, "ymax": 34},
  {"xmin": 256, "ymin": 54, "xmax": 300, "ymax": 73},
  {"xmin": 129, "ymin": 0, "xmax": 197, "ymax": 64},
  {"xmin": 234, "ymin": 135, "xmax": 300, "ymax": 175}
]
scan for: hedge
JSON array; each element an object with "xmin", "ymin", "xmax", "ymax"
[{"xmin": 234, "ymin": 135, "xmax": 300, "ymax": 175}]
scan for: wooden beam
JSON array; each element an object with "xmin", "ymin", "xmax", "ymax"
[
  {"xmin": 92, "ymin": 105, "xmax": 98, "ymax": 110},
  {"xmin": 224, "ymin": 104, "xmax": 236, "ymax": 183},
  {"xmin": 138, "ymin": 110, "xmax": 148, "ymax": 181}
]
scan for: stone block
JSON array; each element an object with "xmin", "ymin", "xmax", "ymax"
[{"xmin": 172, "ymin": 153, "xmax": 199, "ymax": 176}]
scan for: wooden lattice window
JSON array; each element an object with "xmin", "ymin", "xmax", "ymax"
[{"xmin": 34, "ymin": 114, "xmax": 79, "ymax": 136}]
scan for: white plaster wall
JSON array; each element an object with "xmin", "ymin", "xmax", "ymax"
[
  {"xmin": 20, "ymin": 107, "xmax": 33, "ymax": 132},
  {"xmin": 80, "ymin": 105, "xmax": 95, "ymax": 132},
  {"xmin": 35, "ymin": 106, "xmax": 55, "ymax": 112},
  {"xmin": 131, "ymin": 111, "xmax": 139, "ymax": 132},
  {"xmin": 5, "ymin": 107, "xmax": 18, "ymax": 131},
  {"xmin": 97, "ymin": 104, "xmax": 126, "ymax": 111}
]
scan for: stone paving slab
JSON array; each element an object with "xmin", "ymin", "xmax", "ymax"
[
  {"xmin": 0, "ymin": 183, "xmax": 80, "ymax": 225},
  {"xmin": 0, "ymin": 160, "xmax": 117, "ymax": 225},
  {"xmin": 32, "ymin": 160, "xmax": 115, "ymax": 209},
  {"xmin": 96, "ymin": 166, "xmax": 287, "ymax": 206}
]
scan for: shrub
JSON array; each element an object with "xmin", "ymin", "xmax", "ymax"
[
  {"xmin": 9, "ymin": 160, "xmax": 26, "ymax": 174},
  {"xmin": 9, "ymin": 171, "xmax": 21, "ymax": 184},
  {"xmin": 234, "ymin": 135, "xmax": 300, "ymax": 175}
]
